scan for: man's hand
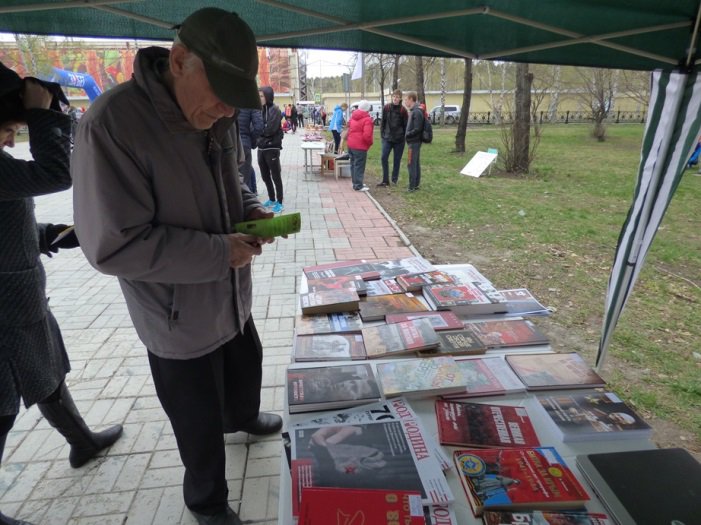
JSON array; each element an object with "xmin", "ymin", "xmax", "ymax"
[
  {"xmin": 22, "ymin": 79, "xmax": 53, "ymax": 110},
  {"xmin": 44, "ymin": 224, "xmax": 80, "ymax": 253},
  {"xmin": 228, "ymin": 233, "xmax": 264, "ymax": 268},
  {"xmin": 244, "ymin": 207, "xmax": 277, "ymax": 243}
]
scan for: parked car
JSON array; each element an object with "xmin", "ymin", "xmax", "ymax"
[
  {"xmin": 350, "ymin": 100, "xmax": 382, "ymax": 126},
  {"xmin": 430, "ymin": 104, "xmax": 460, "ymax": 124}
]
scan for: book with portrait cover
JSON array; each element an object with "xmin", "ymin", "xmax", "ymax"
[
  {"xmin": 362, "ymin": 318, "xmax": 440, "ymax": 358},
  {"xmin": 482, "ymin": 510, "xmax": 612, "ymax": 525},
  {"xmin": 505, "ymin": 352, "xmax": 606, "ymax": 391},
  {"xmin": 298, "ymin": 487, "xmax": 425, "ymax": 524},
  {"xmin": 376, "ymin": 356, "xmax": 466, "ymax": 398},
  {"xmin": 307, "ymin": 275, "xmax": 368, "ymax": 296},
  {"xmin": 496, "ymin": 288, "xmax": 551, "ymax": 317},
  {"xmin": 290, "ymin": 419, "xmax": 454, "ymax": 517},
  {"xmin": 300, "ymin": 288, "xmax": 360, "ymax": 315},
  {"xmin": 365, "ymin": 278, "xmax": 404, "ymax": 296},
  {"xmin": 537, "ymin": 390, "xmax": 652, "ymax": 442},
  {"xmin": 293, "ymin": 333, "xmax": 366, "ymax": 362},
  {"xmin": 466, "ymin": 319, "xmax": 549, "ymax": 349},
  {"xmin": 304, "ymin": 259, "xmax": 381, "ymax": 281},
  {"xmin": 423, "ymin": 283, "xmax": 507, "ymax": 316},
  {"xmin": 370, "ymin": 256, "xmax": 436, "ymax": 279},
  {"xmin": 420, "ymin": 329, "xmax": 487, "ymax": 357},
  {"xmin": 396, "ymin": 270, "xmax": 455, "ymax": 292},
  {"xmin": 453, "ymin": 446, "xmax": 589, "ymax": 516},
  {"xmin": 359, "ymin": 292, "xmax": 429, "ymax": 322},
  {"xmin": 386, "ymin": 310, "xmax": 464, "ymax": 331},
  {"xmin": 287, "ymin": 363, "xmax": 381, "ymax": 413},
  {"xmin": 295, "ymin": 312, "xmax": 363, "ymax": 335},
  {"xmin": 435, "ymin": 399, "xmax": 540, "ymax": 448},
  {"xmin": 443, "ymin": 357, "xmax": 527, "ymax": 399}
]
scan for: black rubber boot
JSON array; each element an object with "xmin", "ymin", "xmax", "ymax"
[
  {"xmin": 0, "ymin": 511, "xmax": 35, "ymax": 525},
  {"xmin": 37, "ymin": 382, "xmax": 123, "ymax": 468}
]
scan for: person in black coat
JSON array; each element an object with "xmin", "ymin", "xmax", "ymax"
[
  {"xmin": 256, "ymin": 86, "xmax": 285, "ymax": 213},
  {"xmin": 0, "ymin": 63, "xmax": 122, "ymax": 525},
  {"xmin": 237, "ymin": 107, "xmax": 264, "ymax": 194}
]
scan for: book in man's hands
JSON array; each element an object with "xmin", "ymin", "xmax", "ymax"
[
  {"xmin": 299, "ymin": 288, "xmax": 360, "ymax": 315},
  {"xmin": 376, "ymin": 356, "xmax": 466, "ymax": 398},
  {"xmin": 465, "ymin": 318, "xmax": 549, "ymax": 349},
  {"xmin": 234, "ymin": 211, "xmax": 301, "ymax": 237},
  {"xmin": 287, "ymin": 363, "xmax": 381, "ymax": 413},
  {"xmin": 362, "ymin": 318, "xmax": 440, "ymax": 358},
  {"xmin": 359, "ymin": 292, "xmax": 429, "ymax": 322},
  {"xmin": 482, "ymin": 510, "xmax": 612, "ymax": 525},
  {"xmin": 295, "ymin": 312, "xmax": 362, "ymax": 335},
  {"xmin": 436, "ymin": 399, "xmax": 540, "ymax": 448},
  {"xmin": 505, "ymin": 352, "xmax": 606, "ymax": 391},
  {"xmin": 453, "ymin": 446, "xmax": 589, "ymax": 516},
  {"xmin": 293, "ymin": 333, "xmax": 366, "ymax": 362},
  {"xmin": 298, "ymin": 487, "xmax": 425, "ymax": 525},
  {"xmin": 537, "ymin": 390, "xmax": 651, "ymax": 442},
  {"xmin": 443, "ymin": 357, "xmax": 527, "ymax": 399}
]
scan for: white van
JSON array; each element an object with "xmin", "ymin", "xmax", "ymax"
[{"xmin": 350, "ymin": 100, "xmax": 383, "ymax": 126}]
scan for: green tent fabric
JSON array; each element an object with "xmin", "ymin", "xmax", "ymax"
[
  {"xmin": 2, "ymin": 0, "xmax": 701, "ymax": 368},
  {"xmin": 598, "ymin": 70, "xmax": 701, "ymax": 368}
]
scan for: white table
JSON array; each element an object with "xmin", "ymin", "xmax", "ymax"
[{"xmin": 301, "ymin": 141, "xmax": 326, "ymax": 178}]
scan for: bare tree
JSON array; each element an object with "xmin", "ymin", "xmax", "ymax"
[
  {"xmin": 501, "ymin": 63, "xmax": 537, "ymax": 174},
  {"xmin": 392, "ymin": 54, "xmax": 401, "ymax": 90},
  {"xmin": 575, "ymin": 67, "xmax": 619, "ymax": 141},
  {"xmin": 415, "ymin": 56, "xmax": 426, "ymax": 105},
  {"xmin": 366, "ymin": 53, "xmax": 395, "ymax": 106},
  {"xmin": 455, "ymin": 58, "xmax": 473, "ymax": 153},
  {"xmin": 619, "ymin": 69, "xmax": 651, "ymax": 110}
]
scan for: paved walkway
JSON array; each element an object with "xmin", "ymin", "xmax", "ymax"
[{"xmin": 1, "ymin": 132, "xmax": 416, "ymax": 524}]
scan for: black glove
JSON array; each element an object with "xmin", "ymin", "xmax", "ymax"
[{"xmin": 44, "ymin": 224, "xmax": 79, "ymax": 253}]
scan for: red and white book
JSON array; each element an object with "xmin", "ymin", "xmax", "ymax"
[{"xmin": 386, "ymin": 310, "xmax": 464, "ymax": 331}]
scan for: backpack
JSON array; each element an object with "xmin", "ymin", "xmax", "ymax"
[{"xmin": 421, "ymin": 117, "xmax": 433, "ymax": 144}]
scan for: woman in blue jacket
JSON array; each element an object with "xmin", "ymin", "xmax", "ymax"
[{"xmin": 328, "ymin": 103, "xmax": 348, "ymax": 154}]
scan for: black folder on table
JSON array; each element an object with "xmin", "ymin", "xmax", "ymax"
[{"xmin": 576, "ymin": 448, "xmax": 701, "ymax": 525}]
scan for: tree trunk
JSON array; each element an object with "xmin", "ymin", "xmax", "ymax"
[
  {"xmin": 513, "ymin": 62, "xmax": 532, "ymax": 173},
  {"xmin": 392, "ymin": 55, "xmax": 400, "ymax": 90},
  {"xmin": 439, "ymin": 58, "xmax": 446, "ymax": 125},
  {"xmin": 416, "ymin": 56, "xmax": 426, "ymax": 104},
  {"xmin": 455, "ymin": 58, "xmax": 473, "ymax": 153}
]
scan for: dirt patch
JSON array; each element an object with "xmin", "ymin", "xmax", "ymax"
[{"xmin": 369, "ymin": 188, "xmax": 701, "ymax": 461}]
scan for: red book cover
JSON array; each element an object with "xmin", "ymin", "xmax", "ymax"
[
  {"xmin": 307, "ymin": 275, "xmax": 368, "ymax": 296},
  {"xmin": 362, "ymin": 318, "xmax": 440, "ymax": 357},
  {"xmin": 304, "ymin": 260, "xmax": 381, "ymax": 281},
  {"xmin": 453, "ymin": 447, "xmax": 590, "ymax": 516},
  {"xmin": 298, "ymin": 487, "xmax": 425, "ymax": 524},
  {"xmin": 396, "ymin": 270, "xmax": 455, "ymax": 292},
  {"xmin": 386, "ymin": 311, "xmax": 464, "ymax": 331},
  {"xmin": 466, "ymin": 319, "xmax": 549, "ymax": 348},
  {"xmin": 436, "ymin": 399, "xmax": 540, "ymax": 448},
  {"xmin": 426, "ymin": 283, "xmax": 491, "ymax": 307}
]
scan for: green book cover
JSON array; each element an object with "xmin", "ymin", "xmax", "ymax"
[{"xmin": 234, "ymin": 212, "xmax": 301, "ymax": 237}]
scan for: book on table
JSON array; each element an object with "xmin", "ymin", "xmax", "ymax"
[
  {"xmin": 359, "ymin": 292, "xmax": 429, "ymax": 322},
  {"xmin": 287, "ymin": 363, "xmax": 381, "ymax": 413},
  {"xmin": 385, "ymin": 310, "xmax": 464, "ymax": 331},
  {"xmin": 396, "ymin": 270, "xmax": 455, "ymax": 292},
  {"xmin": 443, "ymin": 356, "xmax": 527, "ymax": 398},
  {"xmin": 465, "ymin": 318, "xmax": 549, "ymax": 349},
  {"xmin": 303, "ymin": 260, "xmax": 381, "ymax": 281},
  {"xmin": 299, "ymin": 288, "xmax": 360, "ymax": 315},
  {"xmin": 496, "ymin": 288, "xmax": 551, "ymax": 317},
  {"xmin": 482, "ymin": 510, "xmax": 612, "ymax": 525},
  {"xmin": 298, "ymin": 487, "xmax": 425, "ymax": 524},
  {"xmin": 453, "ymin": 446, "xmax": 590, "ymax": 516},
  {"xmin": 435, "ymin": 399, "xmax": 540, "ymax": 448},
  {"xmin": 576, "ymin": 448, "xmax": 701, "ymax": 525},
  {"xmin": 293, "ymin": 333, "xmax": 366, "ymax": 362},
  {"xmin": 362, "ymin": 318, "xmax": 440, "ymax": 358},
  {"xmin": 423, "ymin": 282, "xmax": 508, "ymax": 316},
  {"xmin": 295, "ymin": 312, "xmax": 363, "ymax": 335},
  {"xmin": 375, "ymin": 356, "xmax": 466, "ymax": 398},
  {"xmin": 365, "ymin": 278, "xmax": 404, "ymax": 296},
  {"xmin": 441, "ymin": 264, "xmax": 507, "ymax": 304},
  {"xmin": 307, "ymin": 274, "xmax": 368, "ymax": 296},
  {"xmin": 371, "ymin": 255, "xmax": 436, "ymax": 279},
  {"xmin": 505, "ymin": 352, "xmax": 606, "ymax": 391},
  {"xmin": 419, "ymin": 329, "xmax": 487, "ymax": 357},
  {"xmin": 537, "ymin": 390, "xmax": 652, "ymax": 442}
]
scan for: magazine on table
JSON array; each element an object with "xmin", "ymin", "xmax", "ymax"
[{"xmin": 443, "ymin": 356, "xmax": 527, "ymax": 398}]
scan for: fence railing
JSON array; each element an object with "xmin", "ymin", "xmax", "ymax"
[{"xmin": 433, "ymin": 110, "xmax": 646, "ymax": 125}]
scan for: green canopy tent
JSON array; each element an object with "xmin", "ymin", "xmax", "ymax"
[{"xmin": 2, "ymin": 0, "xmax": 701, "ymax": 368}]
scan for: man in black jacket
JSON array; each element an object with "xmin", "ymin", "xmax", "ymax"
[
  {"xmin": 378, "ymin": 89, "xmax": 408, "ymax": 187},
  {"xmin": 237, "ymin": 107, "xmax": 264, "ymax": 193},
  {"xmin": 404, "ymin": 90, "xmax": 424, "ymax": 192},
  {"xmin": 257, "ymin": 86, "xmax": 285, "ymax": 213}
]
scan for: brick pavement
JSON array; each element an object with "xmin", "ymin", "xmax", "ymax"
[{"xmin": 1, "ymin": 131, "xmax": 417, "ymax": 524}]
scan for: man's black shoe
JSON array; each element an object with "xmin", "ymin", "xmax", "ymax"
[
  {"xmin": 191, "ymin": 506, "xmax": 242, "ymax": 525},
  {"xmin": 238, "ymin": 412, "xmax": 283, "ymax": 435},
  {"xmin": 376, "ymin": 182, "xmax": 389, "ymax": 187}
]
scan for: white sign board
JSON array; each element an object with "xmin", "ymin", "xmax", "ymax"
[{"xmin": 460, "ymin": 151, "xmax": 498, "ymax": 178}]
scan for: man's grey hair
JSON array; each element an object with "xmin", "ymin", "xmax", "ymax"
[{"xmin": 172, "ymin": 34, "xmax": 204, "ymax": 72}]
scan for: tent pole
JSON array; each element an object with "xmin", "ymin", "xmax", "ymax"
[
  {"xmin": 90, "ymin": 5, "xmax": 173, "ymax": 29},
  {"xmin": 685, "ymin": 1, "xmax": 701, "ymax": 67},
  {"xmin": 0, "ymin": 0, "xmax": 141, "ymax": 14}
]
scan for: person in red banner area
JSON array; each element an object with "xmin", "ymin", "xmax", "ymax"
[
  {"xmin": 0, "ymin": 63, "xmax": 123, "ymax": 525},
  {"xmin": 346, "ymin": 100, "xmax": 374, "ymax": 191},
  {"xmin": 71, "ymin": 8, "xmax": 283, "ymax": 525}
]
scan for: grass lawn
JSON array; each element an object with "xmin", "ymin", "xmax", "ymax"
[{"xmin": 363, "ymin": 123, "xmax": 701, "ymax": 448}]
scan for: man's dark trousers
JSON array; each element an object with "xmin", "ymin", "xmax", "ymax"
[
  {"xmin": 407, "ymin": 142, "xmax": 422, "ymax": 189},
  {"xmin": 381, "ymin": 139, "xmax": 405, "ymax": 184},
  {"xmin": 148, "ymin": 317, "xmax": 263, "ymax": 515}
]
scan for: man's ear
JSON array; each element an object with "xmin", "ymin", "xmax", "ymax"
[{"xmin": 169, "ymin": 44, "xmax": 188, "ymax": 78}]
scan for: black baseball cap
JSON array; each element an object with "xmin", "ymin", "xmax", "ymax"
[{"xmin": 176, "ymin": 8, "xmax": 261, "ymax": 110}]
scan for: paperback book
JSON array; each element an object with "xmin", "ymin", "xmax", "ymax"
[
  {"xmin": 295, "ymin": 312, "xmax": 363, "ymax": 335},
  {"xmin": 505, "ymin": 352, "xmax": 606, "ymax": 391},
  {"xmin": 287, "ymin": 363, "xmax": 381, "ymax": 413},
  {"xmin": 359, "ymin": 292, "xmax": 429, "ymax": 322},
  {"xmin": 299, "ymin": 288, "xmax": 360, "ymax": 315},
  {"xmin": 482, "ymin": 510, "xmax": 612, "ymax": 525},
  {"xmin": 376, "ymin": 356, "xmax": 466, "ymax": 398},
  {"xmin": 496, "ymin": 289, "xmax": 551, "ymax": 317},
  {"xmin": 537, "ymin": 390, "xmax": 652, "ymax": 442},
  {"xmin": 442, "ymin": 264, "xmax": 506, "ymax": 304},
  {"xmin": 298, "ymin": 487, "xmax": 425, "ymax": 524},
  {"xmin": 370, "ymin": 256, "xmax": 436, "ymax": 279},
  {"xmin": 423, "ymin": 282, "xmax": 507, "ymax": 316},
  {"xmin": 396, "ymin": 270, "xmax": 455, "ymax": 292},
  {"xmin": 293, "ymin": 333, "xmax": 366, "ymax": 362},
  {"xmin": 436, "ymin": 399, "xmax": 540, "ymax": 448},
  {"xmin": 444, "ymin": 357, "xmax": 527, "ymax": 398},
  {"xmin": 453, "ymin": 446, "xmax": 590, "ymax": 516},
  {"xmin": 385, "ymin": 310, "xmax": 464, "ymax": 331},
  {"xmin": 362, "ymin": 318, "xmax": 440, "ymax": 358},
  {"xmin": 304, "ymin": 259, "xmax": 380, "ymax": 281},
  {"xmin": 365, "ymin": 278, "xmax": 404, "ymax": 296},
  {"xmin": 233, "ymin": 211, "xmax": 301, "ymax": 237},
  {"xmin": 466, "ymin": 319, "xmax": 549, "ymax": 349},
  {"xmin": 307, "ymin": 275, "xmax": 368, "ymax": 296},
  {"xmin": 422, "ymin": 329, "xmax": 487, "ymax": 357}
]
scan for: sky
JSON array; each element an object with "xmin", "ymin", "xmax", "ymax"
[{"xmin": 301, "ymin": 49, "xmax": 357, "ymax": 78}]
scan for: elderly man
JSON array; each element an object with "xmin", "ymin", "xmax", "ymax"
[{"xmin": 71, "ymin": 8, "xmax": 282, "ymax": 525}]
